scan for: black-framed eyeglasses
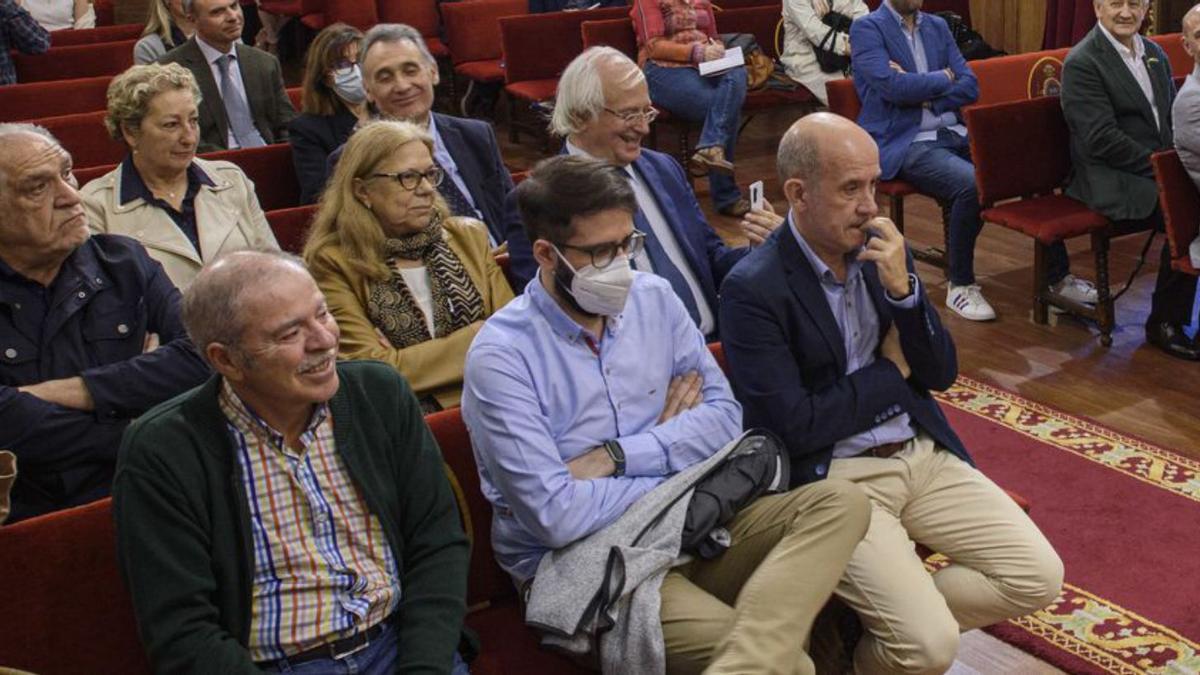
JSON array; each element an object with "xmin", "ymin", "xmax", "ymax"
[
  {"xmin": 369, "ymin": 166, "xmax": 445, "ymax": 191},
  {"xmin": 555, "ymin": 230, "xmax": 646, "ymax": 269},
  {"xmin": 603, "ymin": 106, "xmax": 660, "ymax": 126}
]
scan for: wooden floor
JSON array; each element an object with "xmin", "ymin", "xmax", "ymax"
[{"xmin": 494, "ymin": 103, "xmax": 1198, "ymax": 672}]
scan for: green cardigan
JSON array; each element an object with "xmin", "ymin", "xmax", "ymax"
[{"xmin": 113, "ymin": 360, "xmax": 468, "ymax": 674}]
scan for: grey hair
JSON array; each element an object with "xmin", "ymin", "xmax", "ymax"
[
  {"xmin": 0, "ymin": 123, "xmax": 62, "ymax": 191},
  {"xmin": 360, "ymin": 23, "xmax": 436, "ymax": 69},
  {"xmin": 777, "ymin": 121, "xmax": 822, "ymax": 185},
  {"xmin": 551, "ymin": 46, "xmax": 645, "ymax": 138},
  {"xmin": 182, "ymin": 249, "xmax": 309, "ymax": 363}
]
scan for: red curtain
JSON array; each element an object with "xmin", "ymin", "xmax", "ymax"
[{"xmin": 1043, "ymin": 0, "xmax": 1097, "ymax": 49}]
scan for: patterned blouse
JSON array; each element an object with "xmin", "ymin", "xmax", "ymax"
[{"xmin": 631, "ymin": 0, "xmax": 719, "ymax": 68}]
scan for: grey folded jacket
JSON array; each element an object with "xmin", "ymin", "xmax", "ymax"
[{"xmin": 524, "ymin": 431, "xmax": 751, "ymax": 675}]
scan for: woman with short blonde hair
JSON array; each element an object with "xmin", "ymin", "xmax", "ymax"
[
  {"xmin": 82, "ymin": 63, "xmax": 278, "ymax": 290},
  {"xmin": 304, "ymin": 120, "xmax": 513, "ymax": 412}
]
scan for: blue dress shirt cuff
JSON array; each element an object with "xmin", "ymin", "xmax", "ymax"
[
  {"xmin": 617, "ymin": 431, "xmax": 668, "ymax": 477},
  {"xmin": 885, "ymin": 273, "xmax": 921, "ymax": 310}
]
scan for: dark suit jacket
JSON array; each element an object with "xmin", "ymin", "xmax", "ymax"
[
  {"xmin": 288, "ymin": 109, "xmax": 357, "ymax": 204},
  {"xmin": 850, "ymin": 5, "xmax": 978, "ymax": 180},
  {"xmin": 718, "ymin": 221, "xmax": 969, "ymax": 487},
  {"xmin": 159, "ymin": 38, "xmax": 296, "ymax": 153},
  {"xmin": 327, "ymin": 113, "xmax": 513, "ymax": 240},
  {"xmin": 503, "ymin": 146, "xmax": 747, "ymax": 322},
  {"xmin": 1062, "ymin": 27, "xmax": 1175, "ymax": 222}
]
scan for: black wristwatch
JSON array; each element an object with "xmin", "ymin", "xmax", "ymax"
[{"xmin": 603, "ymin": 440, "xmax": 626, "ymax": 477}]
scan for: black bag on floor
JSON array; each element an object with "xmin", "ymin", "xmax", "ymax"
[{"xmin": 935, "ymin": 11, "xmax": 1005, "ymax": 61}]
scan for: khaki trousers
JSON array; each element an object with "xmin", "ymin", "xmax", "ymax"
[
  {"xmin": 829, "ymin": 434, "xmax": 1064, "ymax": 675},
  {"xmin": 660, "ymin": 479, "xmax": 870, "ymax": 675}
]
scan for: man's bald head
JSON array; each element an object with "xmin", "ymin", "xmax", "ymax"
[
  {"xmin": 777, "ymin": 112, "xmax": 878, "ymax": 185},
  {"xmin": 1184, "ymin": 4, "xmax": 1200, "ymax": 62}
]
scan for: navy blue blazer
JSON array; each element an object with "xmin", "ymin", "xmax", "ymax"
[
  {"xmin": 502, "ymin": 146, "xmax": 747, "ymax": 322},
  {"xmin": 327, "ymin": 113, "xmax": 513, "ymax": 241},
  {"xmin": 718, "ymin": 222, "xmax": 970, "ymax": 487},
  {"xmin": 849, "ymin": 5, "xmax": 978, "ymax": 179},
  {"xmin": 288, "ymin": 108, "xmax": 358, "ymax": 204}
]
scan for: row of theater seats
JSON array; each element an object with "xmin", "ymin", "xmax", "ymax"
[{"xmin": 0, "ymin": 341, "xmax": 1031, "ymax": 675}]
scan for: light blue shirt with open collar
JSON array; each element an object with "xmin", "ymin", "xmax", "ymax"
[
  {"xmin": 461, "ymin": 271, "xmax": 741, "ymax": 582},
  {"xmin": 427, "ymin": 113, "xmax": 486, "ymax": 231},
  {"xmin": 195, "ymin": 35, "xmax": 252, "ymax": 150},
  {"xmin": 882, "ymin": 0, "xmax": 966, "ymax": 142},
  {"xmin": 788, "ymin": 215, "xmax": 918, "ymax": 457}
]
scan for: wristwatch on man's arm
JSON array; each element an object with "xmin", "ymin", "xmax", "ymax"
[{"xmin": 603, "ymin": 440, "xmax": 626, "ymax": 477}]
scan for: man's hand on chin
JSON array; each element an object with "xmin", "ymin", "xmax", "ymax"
[{"xmin": 857, "ymin": 217, "xmax": 912, "ymax": 300}]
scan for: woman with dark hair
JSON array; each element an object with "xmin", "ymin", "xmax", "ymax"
[{"xmin": 288, "ymin": 23, "xmax": 368, "ymax": 204}]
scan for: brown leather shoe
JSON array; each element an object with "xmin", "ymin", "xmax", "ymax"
[
  {"xmin": 689, "ymin": 146, "xmax": 735, "ymax": 177},
  {"xmin": 718, "ymin": 198, "xmax": 751, "ymax": 218}
]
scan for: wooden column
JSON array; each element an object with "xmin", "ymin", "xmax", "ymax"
[{"xmin": 969, "ymin": 0, "xmax": 1047, "ymax": 55}]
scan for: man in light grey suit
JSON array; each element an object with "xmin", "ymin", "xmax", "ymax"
[
  {"xmin": 1173, "ymin": 4, "xmax": 1200, "ymax": 271},
  {"xmin": 159, "ymin": 0, "xmax": 295, "ymax": 152}
]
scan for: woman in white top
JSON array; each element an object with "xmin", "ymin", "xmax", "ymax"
[
  {"xmin": 133, "ymin": 0, "xmax": 194, "ymax": 64},
  {"xmin": 780, "ymin": 0, "xmax": 869, "ymax": 106},
  {"xmin": 22, "ymin": 0, "xmax": 93, "ymax": 30}
]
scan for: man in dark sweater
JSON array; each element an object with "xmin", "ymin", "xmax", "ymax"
[{"xmin": 113, "ymin": 250, "xmax": 469, "ymax": 673}]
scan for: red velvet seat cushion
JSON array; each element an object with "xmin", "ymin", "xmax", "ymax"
[
  {"xmin": 426, "ymin": 37, "xmax": 449, "ymax": 58},
  {"xmin": 581, "ymin": 18, "xmax": 637, "ymax": 58},
  {"xmin": 14, "ymin": 39, "xmax": 137, "ymax": 82},
  {"xmin": 744, "ymin": 87, "xmax": 817, "ymax": 110},
  {"xmin": 201, "ymin": 143, "xmax": 300, "ymax": 211},
  {"xmin": 878, "ymin": 179, "xmax": 918, "ymax": 198},
  {"xmin": 505, "ymin": 79, "xmax": 558, "ymax": 103},
  {"xmin": 37, "ymin": 110, "xmax": 126, "ymax": 168},
  {"xmin": 1, "ymin": 75, "xmax": 112, "ymax": 122},
  {"xmin": 982, "ymin": 195, "xmax": 1108, "ymax": 244},
  {"xmin": 47, "ymin": 23, "xmax": 142, "ymax": 46},
  {"xmin": 457, "ymin": 60, "xmax": 505, "ymax": 83},
  {"xmin": 0, "ymin": 499, "xmax": 151, "ymax": 675},
  {"xmin": 443, "ymin": 0, "xmax": 527, "ymax": 67},
  {"xmin": 499, "ymin": 7, "xmax": 628, "ymax": 85},
  {"xmin": 265, "ymin": 205, "xmax": 317, "ymax": 253}
]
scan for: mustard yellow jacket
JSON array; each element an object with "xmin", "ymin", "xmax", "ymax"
[{"xmin": 308, "ymin": 217, "xmax": 514, "ymax": 409}]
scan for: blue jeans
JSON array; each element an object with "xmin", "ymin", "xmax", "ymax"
[
  {"xmin": 899, "ymin": 128, "xmax": 1070, "ymax": 286},
  {"xmin": 263, "ymin": 622, "xmax": 471, "ymax": 675},
  {"xmin": 644, "ymin": 61, "xmax": 746, "ymax": 210}
]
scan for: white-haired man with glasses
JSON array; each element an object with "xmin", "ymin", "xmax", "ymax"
[
  {"xmin": 500, "ymin": 47, "xmax": 783, "ymax": 340},
  {"xmin": 463, "ymin": 154, "xmax": 869, "ymax": 674}
]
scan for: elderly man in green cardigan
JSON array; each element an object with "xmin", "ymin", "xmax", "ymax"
[{"xmin": 113, "ymin": 250, "xmax": 470, "ymax": 674}]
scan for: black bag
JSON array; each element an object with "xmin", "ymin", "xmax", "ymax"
[
  {"xmin": 680, "ymin": 430, "xmax": 791, "ymax": 559},
  {"xmin": 935, "ymin": 11, "xmax": 1005, "ymax": 61},
  {"xmin": 813, "ymin": 10, "xmax": 853, "ymax": 74}
]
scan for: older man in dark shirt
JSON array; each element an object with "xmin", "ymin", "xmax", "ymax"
[{"xmin": 0, "ymin": 123, "xmax": 209, "ymax": 521}]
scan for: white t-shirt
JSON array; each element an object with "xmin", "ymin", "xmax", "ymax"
[
  {"xmin": 398, "ymin": 265, "xmax": 437, "ymax": 337},
  {"xmin": 26, "ymin": 0, "xmax": 76, "ymax": 30}
]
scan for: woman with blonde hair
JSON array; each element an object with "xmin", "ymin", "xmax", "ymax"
[
  {"xmin": 133, "ymin": 0, "xmax": 194, "ymax": 64},
  {"xmin": 304, "ymin": 120, "xmax": 513, "ymax": 412},
  {"xmin": 82, "ymin": 63, "xmax": 277, "ymax": 289}
]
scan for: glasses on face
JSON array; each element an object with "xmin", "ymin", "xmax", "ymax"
[
  {"xmin": 556, "ymin": 230, "xmax": 646, "ymax": 269},
  {"xmin": 369, "ymin": 166, "xmax": 444, "ymax": 191},
  {"xmin": 603, "ymin": 106, "xmax": 660, "ymax": 126}
]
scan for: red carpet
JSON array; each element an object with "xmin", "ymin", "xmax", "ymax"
[{"xmin": 935, "ymin": 378, "xmax": 1200, "ymax": 674}]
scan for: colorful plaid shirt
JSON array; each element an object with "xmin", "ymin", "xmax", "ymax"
[
  {"xmin": 219, "ymin": 381, "xmax": 401, "ymax": 663},
  {"xmin": 631, "ymin": 0, "xmax": 718, "ymax": 67},
  {"xmin": 0, "ymin": 0, "xmax": 51, "ymax": 85}
]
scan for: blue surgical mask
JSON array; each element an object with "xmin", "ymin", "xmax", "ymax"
[{"xmin": 331, "ymin": 64, "xmax": 366, "ymax": 105}]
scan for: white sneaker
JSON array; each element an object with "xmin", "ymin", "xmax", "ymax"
[
  {"xmin": 1050, "ymin": 274, "xmax": 1098, "ymax": 305},
  {"xmin": 946, "ymin": 284, "xmax": 997, "ymax": 321}
]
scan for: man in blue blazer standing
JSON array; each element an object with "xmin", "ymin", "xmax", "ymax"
[
  {"xmin": 720, "ymin": 113, "xmax": 1063, "ymax": 674},
  {"xmin": 852, "ymin": 0, "xmax": 1095, "ymax": 321},
  {"xmin": 501, "ymin": 47, "xmax": 781, "ymax": 339}
]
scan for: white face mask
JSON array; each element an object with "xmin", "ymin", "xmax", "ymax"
[
  {"xmin": 331, "ymin": 64, "xmax": 366, "ymax": 105},
  {"xmin": 554, "ymin": 248, "xmax": 635, "ymax": 317}
]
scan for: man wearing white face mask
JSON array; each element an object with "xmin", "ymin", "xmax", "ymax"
[{"xmin": 462, "ymin": 154, "xmax": 870, "ymax": 674}]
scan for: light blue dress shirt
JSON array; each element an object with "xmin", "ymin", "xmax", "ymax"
[
  {"xmin": 882, "ymin": 0, "xmax": 966, "ymax": 142},
  {"xmin": 788, "ymin": 218, "xmax": 918, "ymax": 457},
  {"xmin": 427, "ymin": 113, "xmax": 485, "ymax": 224},
  {"xmin": 461, "ymin": 272, "xmax": 742, "ymax": 582}
]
